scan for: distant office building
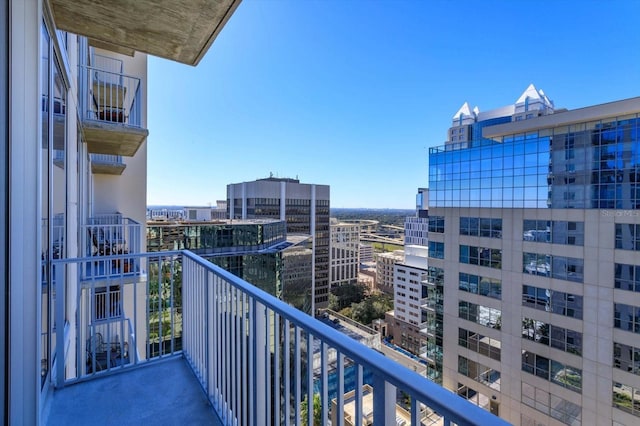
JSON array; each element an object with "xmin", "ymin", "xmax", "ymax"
[
  {"xmin": 405, "ymin": 188, "xmax": 429, "ymax": 246},
  {"xmin": 375, "ymin": 250, "xmax": 404, "ymax": 295},
  {"xmin": 147, "ymin": 219, "xmax": 313, "ymax": 311},
  {"xmin": 183, "ymin": 206, "xmax": 214, "ymax": 221},
  {"xmin": 227, "ymin": 177, "xmax": 330, "ymax": 312},
  {"xmin": 330, "ymin": 219, "xmax": 360, "ymax": 287},
  {"xmin": 427, "ymin": 86, "xmax": 640, "ymax": 424},
  {"xmin": 211, "ymin": 200, "xmax": 227, "ymax": 220},
  {"xmin": 388, "ymin": 245, "xmax": 427, "ymax": 356},
  {"xmin": 359, "ymin": 243, "xmax": 374, "ymax": 263},
  {"xmin": 147, "ymin": 207, "xmax": 184, "ymax": 221}
]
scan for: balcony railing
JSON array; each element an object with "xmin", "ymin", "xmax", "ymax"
[
  {"xmin": 50, "ymin": 250, "xmax": 509, "ymax": 426},
  {"xmin": 82, "ymin": 214, "xmax": 141, "ymax": 257},
  {"xmin": 81, "ymin": 65, "xmax": 142, "ymax": 128}
]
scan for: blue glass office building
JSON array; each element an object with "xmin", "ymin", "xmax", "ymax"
[{"xmin": 426, "ymin": 87, "xmax": 640, "ymax": 426}]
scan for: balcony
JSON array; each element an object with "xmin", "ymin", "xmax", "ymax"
[
  {"xmin": 80, "ymin": 214, "xmax": 142, "ymax": 280},
  {"xmin": 91, "ymin": 154, "xmax": 126, "ymax": 175},
  {"xmin": 80, "ymin": 65, "xmax": 148, "ymax": 157},
  {"xmin": 46, "ymin": 250, "xmax": 509, "ymax": 426}
]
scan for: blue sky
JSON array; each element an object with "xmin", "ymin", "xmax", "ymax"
[{"xmin": 147, "ymin": 0, "xmax": 640, "ymax": 209}]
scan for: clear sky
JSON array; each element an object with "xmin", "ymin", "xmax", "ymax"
[{"xmin": 147, "ymin": 0, "xmax": 640, "ymax": 209}]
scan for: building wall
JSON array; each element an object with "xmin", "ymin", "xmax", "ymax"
[
  {"xmin": 92, "ymin": 49, "xmax": 148, "ymax": 251},
  {"xmin": 428, "ymin": 97, "xmax": 640, "ymax": 425},
  {"xmin": 375, "ymin": 250, "xmax": 403, "ymax": 295},
  {"xmin": 330, "ymin": 221, "xmax": 360, "ymax": 287},
  {"xmin": 227, "ymin": 178, "xmax": 331, "ymax": 311}
]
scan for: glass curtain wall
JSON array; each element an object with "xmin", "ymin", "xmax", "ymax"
[{"xmin": 40, "ymin": 20, "xmax": 68, "ymax": 388}]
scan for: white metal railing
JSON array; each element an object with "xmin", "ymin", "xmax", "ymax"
[
  {"xmin": 82, "ymin": 215, "xmax": 141, "ymax": 258},
  {"xmin": 80, "ymin": 64, "xmax": 142, "ymax": 127},
  {"xmin": 50, "ymin": 250, "xmax": 509, "ymax": 426},
  {"xmin": 90, "ymin": 154, "xmax": 124, "ymax": 166},
  {"xmin": 180, "ymin": 250, "xmax": 509, "ymax": 426}
]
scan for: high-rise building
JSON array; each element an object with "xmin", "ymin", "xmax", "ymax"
[
  {"xmin": 375, "ymin": 250, "xmax": 404, "ymax": 295},
  {"xmin": 330, "ymin": 219, "xmax": 360, "ymax": 287},
  {"xmin": 227, "ymin": 177, "xmax": 330, "ymax": 312},
  {"xmin": 428, "ymin": 85, "xmax": 640, "ymax": 425},
  {"xmin": 405, "ymin": 188, "xmax": 429, "ymax": 246},
  {"xmin": 147, "ymin": 219, "xmax": 313, "ymax": 311},
  {"xmin": 387, "ymin": 245, "xmax": 428, "ymax": 355}
]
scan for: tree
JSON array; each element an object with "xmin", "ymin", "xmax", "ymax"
[
  {"xmin": 329, "ymin": 282, "xmax": 366, "ymax": 311},
  {"xmin": 350, "ymin": 294, "xmax": 393, "ymax": 326},
  {"xmin": 300, "ymin": 393, "xmax": 322, "ymax": 426}
]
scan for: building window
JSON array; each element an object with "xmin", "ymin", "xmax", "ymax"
[
  {"xmin": 522, "ymin": 318, "xmax": 582, "ymax": 356},
  {"xmin": 428, "ymin": 216, "xmax": 445, "ymax": 233},
  {"xmin": 458, "ymin": 356, "xmax": 500, "ymax": 391},
  {"xmin": 458, "ymin": 328, "xmax": 500, "ymax": 360},
  {"xmin": 522, "ymin": 285, "xmax": 583, "ymax": 319},
  {"xmin": 458, "ymin": 301, "xmax": 501, "ymax": 329},
  {"xmin": 522, "ymin": 383, "xmax": 582, "ymax": 425},
  {"xmin": 523, "ymin": 252, "xmax": 583, "ymax": 283},
  {"xmin": 460, "ymin": 245, "xmax": 501, "ymax": 269},
  {"xmin": 614, "ymin": 303, "xmax": 640, "ymax": 333},
  {"xmin": 616, "ymin": 224, "xmax": 640, "ymax": 250},
  {"xmin": 613, "ymin": 342, "xmax": 640, "ymax": 376},
  {"xmin": 521, "ymin": 351, "xmax": 582, "ymax": 393},
  {"xmin": 460, "ymin": 217, "xmax": 502, "ymax": 238},
  {"xmin": 459, "ymin": 272, "xmax": 501, "ymax": 300},
  {"xmin": 615, "ymin": 263, "xmax": 640, "ymax": 292},
  {"xmin": 523, "ymin": 220, "xmax": 584, "ymax": 245},
  {"xmin": 428, "ymin": 241, "xmax": 444, "ymax": 259},
  {"xmin": 613, "ymin": 382, "xmax": 640, "ymax": 418}
]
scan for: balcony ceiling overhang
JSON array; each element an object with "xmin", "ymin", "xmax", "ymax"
[
  {"xmin": 83, "ymin": 121, "xmax": 149, "ymax": 157},
  {"xmin": 50, "ymin": 0, "xmax": 241, "ymax": 65}
]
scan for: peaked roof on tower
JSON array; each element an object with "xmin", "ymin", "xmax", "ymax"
[
  {"xmin": 516, "ymin": 84, "xmax": 542, "ymax": 104},
  {"xmin": 452, "ymin": 102, "xmax": 473, "ymax": 119}
]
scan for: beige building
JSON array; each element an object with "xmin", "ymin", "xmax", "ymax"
[
  {"xmin": 330, "ymin": 219, "xmax": 361, "ymax": 287},
  {"xmin": 375, "ymin": 250, "xmax": 404, "ymax": 295},
  {"xmin": 428, "ymin": 88, "xmax": 640, "ymax": 425}
]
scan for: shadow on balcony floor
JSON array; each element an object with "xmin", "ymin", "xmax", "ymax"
[{"xmin": 46, "ymin": 357, "xmax": 222, "ymax": 426}]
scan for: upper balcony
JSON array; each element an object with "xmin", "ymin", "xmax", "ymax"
[
  {"xmin": 80, "ymin": 64, "xmax": 148, "ymax": 157},
  {"xmin": 80, "ymin": 214, "xmax": 143, "ymax": 281},
  {"xmin": 45, "ymin": 250, "xmax": 510, "ymax": 426},
  {"xmin": 50, "ymin": 0, "xmax": 241, "ymax": 66},
  {"xmin": 91, "ymin": 154, "xmax": 126, "ymax": 175}
]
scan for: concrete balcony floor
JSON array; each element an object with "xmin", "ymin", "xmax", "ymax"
[{"xmin": 46, "ymin": 357, "xmax": 222, "ymax": 425}]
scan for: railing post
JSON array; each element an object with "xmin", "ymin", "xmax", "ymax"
[
  {"xmin": 54, "ymin": 262, "xmax": 65, "ymax": 387},
  {"xmin": 252, "ymin": 299, "xmax": 266, "ymax": 426},
  {"xmin": 372, "ymin": 374, "xmax": 395, "ymax": 426}
]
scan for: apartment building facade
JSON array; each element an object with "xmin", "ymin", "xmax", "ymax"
[
  {"xmin": 388, "ymin": 245, "xmax": 428, "ymax": 355},
  {"xmin": 375, "ymin": 250, "xmax": 404, "ymax": 295},
  {"xmin": 428, "ymin": 85, "xmax": 640, "ymax": 425},
  {"xmin": 2, "ymin": 0, "xmax": 240, "ymax": 422},
  {"xmin": 330, "ymin": 219, "xmax": 361, "ymax": 287},
  {"xmin": 405, "ymin": 188, "xmax": 429, "ymax": 246},
  {"xmin": 227, "ymin": 177, "xmax": 330, "ymax": 312}
]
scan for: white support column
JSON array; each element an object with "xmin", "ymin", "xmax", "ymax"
[
  {"xmin": 241, "ymin": 182, "xmax": 247, "ymax": 220},
  {"xmin": 228, "ymin": 185, "xmax": 234, "ymax": 219},
  {"xmin": 311, "ymin": 184, "xmax": 316, "ymax": 315},
  {"xmin": 280, "ymin": 181, "xmax": 286, "ymax": 221},
  {"xmin": 9, "ymin": 0, "xmax": 41, "ymax": 423}
]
